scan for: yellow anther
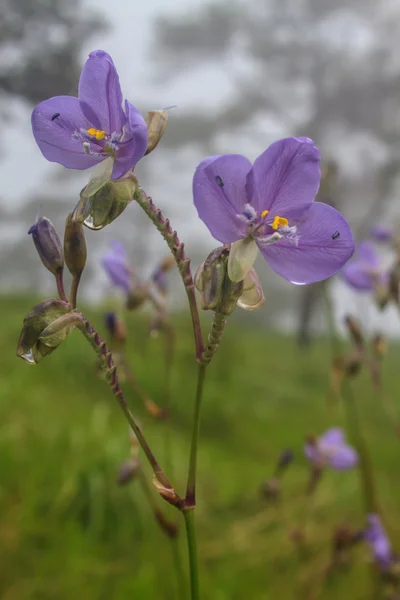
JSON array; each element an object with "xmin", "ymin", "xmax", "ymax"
[
  {"xmin": 87, "ymin": 128, "xmax": 106, "ymax": 141},
  {"xmin": 260, "ymin": 209, "xmax": 269, "ymax": 218},
  {"xmin": 272, "ymin": 216, "xmax": 289, "ymax": 230}
]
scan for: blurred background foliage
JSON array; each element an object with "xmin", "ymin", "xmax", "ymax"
[{"xmin": 2, "ymin": 0, "xmax": 400, "ymax": 598}]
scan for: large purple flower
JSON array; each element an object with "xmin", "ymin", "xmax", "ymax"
[
  {"xmin": 341, "ymin": 241, "xmax": 386, "ymax": 292},
  {"xmin": 31, "ymin": 50, "xmax": 148, "ymax": 181},
  {"xmin": 304, "ymin": 428, "xmax": 358, "ymax": 470},
  {"xmin": 193, "ymin": 137, "xmax": 355, "ymax": 284},
  {"xmin": 102, "ymin": 241, "xmax": 132, "ymax": 293},
  {"xmin": 364, "ymin": 514, "xmax": 393, "ymax": 569}
]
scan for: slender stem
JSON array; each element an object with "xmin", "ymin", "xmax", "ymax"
[
  {"xmin": 55, "ymin": 270, "xmax": 68, "ymax": 303},
  {"xmin": 183, "ymin": 509, "xmax": 200, "ymax": 600},
  {"xmin": 170, "ymin": 535, "xmax": 187, "ymax": 600},
  {"xmin": 321, "ymin": 282, "xmax": 340, "ymax": 359},
  {"xmin": 69, "ymin": 272, "xmax": 82, "ymax": 309},
  {"xmin": 185, "ymin": 312, "xmax": 227, "ymax": 505},
  {"xmin": 133, "ymin": 187, "xmax": 204, "ymax": 360},
  {"xmin": 185, "ymin": 363, "xmax": 207, "ymax": 507},
  {"xmin": 341, "ymin": 380, "xmax": 379, "ymax": 513},
  {"xmin": 78, "ymin": 317, "xmax": 180, "ymax": 505},
  {"xmin": 137, "ymin": 469, "xmax": 186, "ymax": 599}
]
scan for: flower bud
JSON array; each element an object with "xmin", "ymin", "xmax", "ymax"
[
  {"xmin": 104, "ymin": 311, "xmax": 127, "ymax": 344},
  {"xmin": 16, "ymin": 299, "xmax": 77, "ymax": 363},
  {"xmin": 117, "ymin": 458, "xmax": 141, "ymax": 485},
  {"xmin": 276, "ymin": 448, "xmax": 295, "ymax": 475},
  {"xmin": 145, "ymin": 109, "xmax": 169, "ymax": 155},
  {"xmin": 73, "ymin": 173, "xmax": 137, "ymax": 231},
  {"xmin": 371, "ymin": 333, "xmax": 387, "ymax": 360},
  {"xmin": 126, "ymin": 283, "xmax": 150, "ymax": 311},
  {"xmin": 64, "ymin": 213, "xmax": 87, "ymax": 276},
  {"xmin": 28, "ymin": 216, "xmax": 64, "ymax": 275},
  {"xmin": 389, "ymin": 261, "xmax": 400, "ymax": 306},
  {"xmin": 195, "ymin": 247, "xmax": 244, "ymax": 316}
]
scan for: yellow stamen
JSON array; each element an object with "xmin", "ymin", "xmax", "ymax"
[
  {"xmin": 260, "ymin": 209, "xmax": 269, "ymax": 218},
  {"xmin": 272, "ymin": 216, "xmax": 289, "ymax": 230},
  {"xmin": 87, "ymin": 128, "xmax": 106, "ymax": 141}
]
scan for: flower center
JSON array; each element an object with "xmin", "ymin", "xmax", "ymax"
[
  {"xmin": 87, "ymin": 128, "xmax": 106, "ymax": 141},
  {"xmin": 236, "ymin": 204, "xmax": 297, "ymax": 246}
]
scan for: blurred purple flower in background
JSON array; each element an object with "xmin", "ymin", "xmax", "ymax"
[
  {"xmin": 369, "ymin": 224, "xmax": 392, "ymax": 243},
  {"xmin": 31, "ymin": 50, "xmax": 148, "ymax": 180},
  {"xmin": 364, "ymin": 514, "xmax": 393, "ymax": 569},
  {"xmin": 341, "ymin": 241, "xmax": 386, "ymax": 292},
  {"xmin": 102, "ymin": 241, "xmax": 132, "ymax": 293},
  {"xmin": 193, "ymin": 137, "xmax": 355, "ymax": 284},
  {"xmin": 305, "ymin": 428, "xmax": 358, "ymax": 470}
]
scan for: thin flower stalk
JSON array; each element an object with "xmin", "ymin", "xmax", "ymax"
[{"xmin": 133, "ymin": 187, "xmax": 204, "ymax": 360}]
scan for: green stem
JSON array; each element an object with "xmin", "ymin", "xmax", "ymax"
[
  {"xmin": 183, "ymin": 509, "xmax": 200, "ymax": 600},
  {"xmin": 321, "ymin": 282, "xmax": 340, "ymax": 359},
  {"xmin": 133, "ymin": 187, "xmax": 204, "ymax": 360},
  {"xmin": 170, "ymin": 534, "xmax": 187, "ymax": 600},
  {"xmin": 78, "ymin": 317, "xmax": 180, "ymax": 505},
  {"xmin": 341, "ymin": 380, "xmax": 379, "ymax": 514},
  {"xmin": 69, "ymin": 272, "xmax": 82, "ymax": 309},
  {"xmin": 185, "ymin": 363, "xmax": 207, "ymax": 507}
]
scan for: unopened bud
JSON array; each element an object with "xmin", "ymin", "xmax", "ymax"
[
  {"xmin": 333, "ymin": 354, "xmax": 362, "ymax": 379},
  {"xmin": 145, "ymin": 109, "xmax": 169, "ymax": 155},
  {"xmin": 276, "ymin": 448, "xmax": 295, "ymax": 475},
  {"xmin": 371, "ymin": 333, "xmax": 387, "ymax": 360},
  {"xmin": 374, "ymin": 283, "xmax": 390, "ymax": 311},
  {"xmin": 344, "ymin": 315, "xmax": 364, "ymax": 352},
  {"xmin": 28, "ymin": 216, "xmax": 64, "ymax": 275},
  {"xmin": 117, "ymin": 458, "xmax": 141, "ymax": 485},
  {"xmin": 17, "ymin": 299, "xmax": 74, "ymax": 364},
  {"xmin": 126, "ymin": 283, "xmax": 149, "ymax": 310},
  {"xmin": 104, "ymin": 311, "xmax": 127, "ymax": 344},
  {"xmin": 64, "ymin": 213, "xmax": 87, "ymax": 276},
  {"xmin": 260, "ymin": 478, "xmax": 280, "ymax": 501},
  {"xmin": 195, "ymin": 247, "xmax": 243, "ymax": 316},
  {"xmin": 389, "ymin": 261, "xmax": 400, "ymax": 306},
  {"xmin": 73, "ymin": 173, "xmax": 137, "ymax": 230}
]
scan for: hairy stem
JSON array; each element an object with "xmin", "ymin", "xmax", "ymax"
[
  {"xmin": 133, "ymin": 187, "xmax": 204, "ymax": 360},
  {"xmin": 78, "ymin": 317, "xmax": 180, "ymax": 504}
]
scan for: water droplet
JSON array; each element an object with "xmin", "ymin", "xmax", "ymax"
[
  {"xmin": 20, "ymin": 350, "xmax": 35, "ymax": 364},
  {"xmin": 83, "ymin": 213, "xmax": 104, "ymax": 231},
  {"xmin": 290, "ymin": 280, "xmax": 307, "ymax": 286}
]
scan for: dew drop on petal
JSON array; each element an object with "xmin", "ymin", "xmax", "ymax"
[{"xmin": 290, "ymin": 280, "xmax": 307, "ymax": 286}]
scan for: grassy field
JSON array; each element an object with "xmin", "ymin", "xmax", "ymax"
[{"xmin": 1, "ymin": 295, "xmax": 399, "ymax": 599}]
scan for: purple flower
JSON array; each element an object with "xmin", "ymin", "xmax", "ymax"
[
  {"xmin": 102, "ymin": 241, "xmax": 132, "ymax": 293},
  {"xmin": 370, "ymin": 224, "xmax": 392, "ymax": 243},
  {"xmin": 31, "ymin": 50, "xmax": 148, "ymax": 181},
  {"xmin": 364, "ymin": 514, "xmax": 393, "ymax": 569},
  {"xmin": 341, "ymin": 241, "xmax": 387, "ymax": 292},
  {"xmin": 304, "ymin": 428, "xmax": 358, "ymax": 470},
  {"xmin": 193, "ymin": 137, "xmax": 355, "ymax": 284}
]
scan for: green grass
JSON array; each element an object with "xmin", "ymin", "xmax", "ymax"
[{"xmin": 1, "ymin": 295, "xmax": 400, "ymax": 599}]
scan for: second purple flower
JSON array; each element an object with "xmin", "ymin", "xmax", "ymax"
[{"xmin": 193, "ymin": 137, "xmax": 355, "ymax": 284}]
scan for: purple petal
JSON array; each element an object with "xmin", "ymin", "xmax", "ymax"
[
  {"xmin": 111, "ymin": 101, "xmax": 148, "ymax": 179},
  {"xmin": 258, "ymin": 203, "xmax": 355, "ymax": 284},
  {"xmin": 328, "ymin": 445, "xmax": 358, "ymax": 470},
  {"xmin": 365, "ymin": 514, "xmax": 392, "ymax": 568},
  {"xmin": 370, "ymin": 224, "xmax": 392, "ymax": 243},
  {"xmin": 79, "ymin": 50, "xmax": 124, "ymax": 134},
  {"xmin": 304, "ymin": 444, "xmax": 319, "ymax": 463},
  {"xmin": 31, "ymin": 96, "xmax": 101, "ymax": 169},
  {"xmin": 319, "ymin": 428, "xmax": 345, "ymax": 445},
  {"xmin": 357, "ymin": 241, "xmax": 379, "ymax": 267},
  {"xmin": 341, "ymin": 261, "xmax": 375, "ymax": 292},
  {"xmin": 246, "ymin": 137, "xmax": 321, "ymax": 217},
  {"xmin": 193, "ymin": 154, "xmax": 252, "ymax": 243}
]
